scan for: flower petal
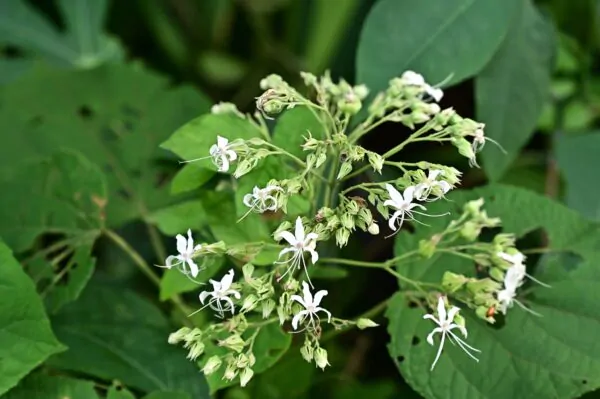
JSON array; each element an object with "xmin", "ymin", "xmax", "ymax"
[
  {"xmin": 446, "ymin": 306, "xmax": 460, "ymax": 323},
  {"xmin": 217, "ymin": 135, "xmax": 228, "ymax": 147},
  {"xmin": 403, "ymin": 185, "xmax": 417, "ymax": 203},
  {"xmin": 308, "ymin": 248, "xmax": 319, "ymax": 264},
  {"xmin": 220, "ymin": 154, "xmax": 230, "ymax": 172},
  {"xmin": 294, "ymin": 217, "xmax": 305, "ymax": 242},
  {"xmin": 312, "ymin": 289, "xmax": 328, "ymax": 306},
  {"xmin": 388, "ymin": 210, "xmax": 402, "ymax": 231},
  {"xmin": 165, "ymin": 255, "xmax": 181, "ymax": 268},
  {"xmin": 436, "ymin": 297, "xmax": 447, "ymax": 322},
  {"xmin": 290, "ymin": 294, "xmax": 306, "ymax": 308},
  {"xmin": 291, "ymin": 310, "xmax": 307, "ymax": 330},
  {"xmin": 199, "ymin": 291, "xmax": 211, "ymax": 304},
  {"xmin": 301, "ymin": 281, "xmax": 313, "ymax": 305},
  {"xmin": 277, "ymin": 231, "xmax": 297, "ymax": 246},
  {"xmin": 186, "ymin": 259, "xmax": 199, "ymax": 277},
  {"xmin": 176, "ymin": 234, "xmax": 187, "ymax": 255},
  {"xmin": 316, "ymin": 307, "xmax": 332, "ymax": 323},
  {"xmin": 220, "ymin": 269, "xmax": 235, "ymax": 291},
  {"xmin": 385, "ymin": 184, "xmax": 404, "ymax": 205}
]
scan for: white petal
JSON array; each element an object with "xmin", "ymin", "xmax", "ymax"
[
  {"xmin": 308, "ymin": 248, "xmax": 319, "ymax": 264},
  {"xmin": 312, "ymin": 290, "xmax": 328, "ymax": 306},
  {"xmin": 301, "ymin": 281, "xmax": 313, "ymax": 305},
  {"xmin": 199, "ymin": 291, "xmax": 211, "ymax": 304},
  {"xmin": 209, "ymin": 144, "xmax": 218, "ymax": 156},
  {"xmin": 290, "ymin": 294, "xmax": 307, "ymax": 308},
  {"xmin": 403, "ymin": 186, "xmax": 417, "ymax": 203},
  {"xmin": 220, "ymin": 296, "xmax": 236, "ymax": 314},
  {"xmin": 292, "ymin": 310, "xmax": 308, "ymax": 330},
  {"xmin": 217, "ymin": 135, "xmax": 229, "ymax": 147},
  {"xmin": 176, "ymin": 234, "xmax": 187, "ymax": 255},
  {"xmin": 243, "ymin": 193, "xmax": 255, "ymax": 207},
  {"xmin": 316, "ymin": 307, "xmax": 332, "ymax": 323},
  {"xmin": 187, "ymin": 259, "xmax": 199, "ymax": 277},
  {"xmin": 220, "ymin": 269, "xmax": 235, "ymax": 291},
  {"xmin": 385, "ymin": 184, "xmax": 404, "ymax": 205},
  {"xmin": 227, "ymin": 149, "xmax": 237, "ymax": 161},
  {"xmin": 278, "ymin": 231, "xmax": 297, "ymax": 246},
  {"xmin": 446, "ymin": 306, "xmax": 460, "ymax": 323},
  {"xmin": 277, "ymin": 247, "xmax": 296, "ymax": 261},
  {"xmin": 165, "ymin": 255, "xmax": 181, "ymax": 268},
  {"xmin": 429, "ymin": 169, "xmax": 442, "ymax": 180},
  {"xmin": 436, "ymin": 297, "xmax": 447, "ymax": 323},
  {"xmin": 220, "ymin": 154, "xmax": 230, "ymax": 172},
  {"xmin": 186, "ymin": 229, "xmax": 194, "ymax": 252},
  {"xmin": 388, "ymin": 210, "xmax": 402, "ymax": 231},
  {"xmin": 294, "ymin": 217, "xmax": 305, "ymax": 242}
]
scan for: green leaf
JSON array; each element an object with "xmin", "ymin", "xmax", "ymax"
[
  {"xmin": 171, "ymin": 164, "xmax": 215, "ymax": 195},
  {"xmin": 0, "ymin": 63, "xmax": 211, "ymax": 228},
  {"xmin": 477, "ymin": 0, "xmax": 556, "ymax": 180},
  {"xmin": 309, "ymin": 264, "xmax": 349, "ymax": 280},
  {"xmin": 0, "ymin": 241, "xmax": 66, "ymax": 396},
  {"xmin": 48, "ymin": 283, "xmax": 210, "ymax": 398},
  {"xmin": 273, "ymin": 106, "xmax": 326, "ymax": 158},
  {"xmin": 149, "ymin": 200, "xmax": 207, "ymax": 236},
  {"xmin": 205, "ymin": 322, "xmax": 292, "ymax": 393},
  {"xmin": 389, "ymin": 184, "xmax": 600, "ymax": 399},
  {"xmin": 107, "ymin": 382, "xmax": 137, "ymax": 399},
  {"xmin": 0, "ymin": 150, "xmax": 102, "ymax": 313},
  {"xmin": 0, "ymin": 0, "xmax": 123, "ymax": 68},
  {"xmin": 161, "ymin": 113, "xmax": 261, "ymax": 171},
  {"xmin": 251, "ymin": 350, "xmax": 315, "ymax": 399},
  {"xmin": 159, "ymin": 257, "xmax": 224, "ymax": 301},
  {"xmin": 4, "ymin": 373, "xmax": 99, "ymax": 399},
  {"xmin": 356, "ymin": 0, "xmax": 519, "ymax": 94},
  {"xmin": 555, "ymin": 131, "xmax": 600, "ymax": 220},
  {"xmin": 143, "ymin": 391, "xmax": 191, "ymax": 399}
]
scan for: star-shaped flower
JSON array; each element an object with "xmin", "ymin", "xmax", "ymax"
[
  {"xmin": 414, "ymin": 169, "xmax": 452, "ymax": 201},
  {"xmin": 163, "ymin": 229, "xmax": 202, "ymax": 277},
  {"xmin": 209, "ymin": 135, "xmax": 238, "ymax": 172},
  {"xmin": 291, "ymin": 281, "xmax": 331, "ymax": 331},
  {"xmin": 198, "ymin": 269, "xmax": 241, "ymax": 317},
  {"xmin": 424, "ymin": 297, "xmax": 480, "ymax": 370},
  {"xmin": 275, "ymin": 217, "xmax": 319, "ymax": 287},
  {"xmin": 243, "ymin": 185, "xmax": 283, "ymax": 213},
  {"xmin": 401, "ymin": 71, "xmax": 444, "ymax": 102}
]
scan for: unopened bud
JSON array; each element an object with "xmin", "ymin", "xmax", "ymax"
[
  {"xmin": 441, "ymin": 271, "xmax": 467, "ymax": 293},
  {"xmin": 476, "ymin": 305, "xmax": 496, "ymax": 324},
  {"xmin": 336, "ymin": 161, "xmax": 353, "ymax": 180},
  {"xmin": 489, "ymin": 267, "xmax": 505, "ymax": 282},
  {"xmin": 219, "ymin": 334, "xmax": 246, "ymax": 353},
  {"xmin": 356, "ymin": 318, "xmax": 379, "ymax": 329},
  {"xmin": 418, "ymin": 238, "xmax": 437, "ymax": 258},
  {"xmin": 314, "ymin": 347, "xmax": 330, "ymax": 370},
  {"xmin": 300, "ymin": 342, "xmax": 314, "ymax": 362},
  {"xmin": 315, "ymin": 151, "xmax": 327, "ymax": 168},
  {"xmin": 187, "ymin": 341, "xmax": 205, "ymax": 361},
  {"xmin": 340, "ymin": 213, "xmax": 354, "ymax": 230},
  {"xmin": 367, "ymin": 223, "xmax": 380, "ymax": 235},
  {"xmin": 367, "ymin": 152, "xmax": 384, "ymax": 173},
  {"xmin": 261, "ymin": 299, "xmax": 276, "ymax": 319},
  {"xmin": 240, "ymin": 367, "xmax": 254, "ymax": 387},
  {"xmin": 233, "ymin": 159, "xmax": 253, "ymax": 179},
  {"xmin": 202, "ymin": 355, "xmax": 222, "ymax": 375},
  {"xmin": 168, "ymin": 327, "xmax": 191, "ymax": 344},
  {"xmin": 223, "ymin": 363, "xmax": 238, "ymax": 381},
  {"xmin": 242, "ymin": 263, "xmax": 254, "ymax": 281},
  {"xmin": 241, "ymin": 295, "xmax": 259, "ymax": 312},
  {"xmin": 459, "ymin": 221, "xmax": 480, "ymax": 241},
  {"xmin": 335, "ymin": 228, "xmax": 351, "ymax": 247}
]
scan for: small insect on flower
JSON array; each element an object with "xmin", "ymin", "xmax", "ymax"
[
  {"xmin": 414, "ymin": 169, "xmax": 452, "ymax": 202},
  {"xmin": 243, "ymin": 185, "xmax": 284, "ymax": 214},
  {"xmin": 423, "ymin": 296, "xmax": 481, "ymax": 370},
  {"xmin": 383, "ymin": 184, "xmax": 448, "ymax": 235},
  {"xmin": 290, "ymin": 281, "xmax": 332, "ymax": 332},
  {"xmin": 158, "ymin": 229, "xmax": 202, "ymax": 278},
  {"xmin": 275, "ymin": 217, "xmax": 319, "ymax": 287},
  {"xmin": 210, "ymin": 135, "xmax": 238, "ymax": 172},
  {"xmin": 196, "ymin": 269, "xmax": 241, "ymax": 318}
]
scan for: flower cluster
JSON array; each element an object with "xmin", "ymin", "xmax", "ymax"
[{"xmin": 158, "ymin": 70, "xmax": 521, "ymax": 385}]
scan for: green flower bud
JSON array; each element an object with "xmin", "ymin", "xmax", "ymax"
[
  {"xmin": 241, "ymin": 294, "xmax": 259, "ymax": 312},
  {"xmin": 337, "ymin": 97, "xmax": 362, "ymax": 115},
  {"xmin": 441, "ymin": 271, "xmax": 468, "ymax": 293},
  {"xmin": 452, "ymin": 137, "xmax": 476, "ymax": 161},
  {"xmin": 340, "ymin": 213, "xmax": 355, "ymax": 230},
  {"xmin": 242, "ymin": 263, "xmax": 255, "ymax": 281},
  {"xmin": 260, "ymin": 299, "xmax": 276, "ymax": 320},
  {"xmin": 418, "ymin": 238, "xmax": 437, "ymax": 259},
  {"xmin": 466, "ymin": 278, "xmax": 501, "ymax": 295},
  {"xmin": 219, "ymin": 334, "xmax": 246, "ymax": 353},
  {"xmin": 489, "ymin": 267, "xmax": 505, "ymax": 282},
  {"xmin": 300, "ymin": 71, "xmax": 317, "ymax": 86},
  {"xmin": 235, "ymin": 353, "xmax": 250, "ymax": 368},
  {"xmin": 356, "ymin": 318, "xmax": 379, "ymax": 329},
  {"xmin": 314, "ymin": 347, "xmax": 330, "ymax": 370},
  {"xmin": 168, "ymin": 327, "xmax": 191, "ymax": 344},
  {"xmin": 240, "ymin": 367, "xmax": 254, "ymax": 387},
  {"xmin": 411, "ymin": 111, "xmax": 431, "ymax": 124},
  {"xmin": 459, "ymin": 221, "xmax": 481, "ymax": 241},
  {"xmin": 315, "ymin": 151, "xmax": 327, "ymax": 168},
  {"xmin": 475, "ymin": 305, "xmax": 496, "ymax": 324},
  {"xmin": 186, "ymin": 341, "xmax": 205, "ymax": 361},
  {"xmin": 300, "ymin": 340, "xmax": 314, "ymax": 363},
  {"xmin": 464, "ymin": 198, "xmax": 484, "ymax": 217},
  {"xmin": 335, "ymin": 228, "xmax": 351, "ymax": 247},
  {"xmin": 233, "ymin": 159, "xmax": 254, "ymax": 179},
  {"xmin": 223, "ymin": 362, "xmax": 238, "ymax": 381},
  {"xmin": 306, "ymin": 153, "xmax": 316, "ymax": 169},
  {"xmin": 203, "ymin": 355, "xmax": 222, "ymax": 375},
  {"xmin": 367, "ymin": 152, "xmax": 384, "ymax": 173},
  {"xmin": 325, "ymin": 215, "xmax": 340, "ymax": 230},
  {"xmin": 336, "ymin": 161, "xmax": 353, "ymax": 180}
]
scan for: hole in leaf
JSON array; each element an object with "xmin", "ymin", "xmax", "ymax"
[
  {"xmin": 582, "ymin": 380, "xmax": 587, "ymax": 385},
  {"xmin": 408, "ymin": 301, "xmax": 418, "ymax": 309},
  {"xmin": 1, "ymin": 45, "xmax": 24, "ymax": 59},
  {"xmin": 29, "ymin": 115, "xmax": 43, "ymax": 126},
  {"xmin": 411, "ymin": 336, "xmax": 420, "ymax": 346},
  {"xmin": 117, "ymin": 189, "xmax": 131, "ymax": 199},
  {"xmin": 78, "ymin": 105, "xmax": 93, "ymax": 119},
  {"xmin": 397, "ymin": 355, "xmax": 405, "ymax": 363}
]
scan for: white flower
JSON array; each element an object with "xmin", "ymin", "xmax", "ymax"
[
  {"xmin": 401, "ymin": 71, "xmax": 444, "ymax": 102},
  {"xmin": 243, "ymin": 185, "xmax": 283, "ymax": 213},
  {"xmin": 414, "ymin": 169, "xmax": 452, "ymax": 201},
  {"xmin": 498, "ymin": 251, "xmax": 550, "ymax": 288},
  {"xmin": 275, "ymin": 217, "xmax": 319, "ymax": 287},
  {"xmin": 164, "ymin": 229, "xmax": 202, "ymax": 277},
  {"xmin": 198, "ymin": 269, "xmax": 241, "ymax": 317},
  {"xmin": 424, "ymin": 297, "xmax": 480, "ymax": 370},
  {"xmin": 290, "ymin": 281, "xmax": 331, "ymax": 331},
  {"xmin": 384, "ymin": 184, "xmax": 448, "ymax": 232},
  {"xmin": 209, "ymin": 135, "xmax": 238, "ymax": 172}
]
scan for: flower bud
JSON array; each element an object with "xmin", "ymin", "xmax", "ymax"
[
  {"xmin": 240, "ymin": 367, "xmax": 254, "ymax": 387},
  {"xmin": 336, "ymin": 161, "xmax": 353, "ymax": 179},
  {"xmin": 314, "ymin": 347, "xmax": 330, "ymax": 370},
  {"xmin": 464, "ymin": 198, "xmax": 484, "ymax": 216},
  {"xmin": 489, "ymin": 267, "xmax": 505, "ymax": 282},
  {"xmin": 367, "ymin": 152, "xmax": 384, "ymax": 173},
  {"xmin": 335, "ymin": 228, "xmax": 351, "ymax": 247},
  {"xmin": 315, "ymin": 151, "xmax": 327, "ymax": 168},
  {"xmin": 233, "ymin": 159, "xmax": 254, "ymax": 179},
  {"xmin": 202, "ymin": 355, "xmax": 222, "ymax": 375},
  {"xmin": 261, "ymin": 298, "xmax": 276, "ymax": 319},
  {"xmin": 451, "ymin": 137, "xmax": 476, "ymax": 162},
  {"xmin": 260, "ymin": 75, "xmax": 285, "ymax": 90},
  {"xmin": 340, "ymin": 213, "xmax": 354, "ymax": 230},
  {"xmin": 284, "ymin": 278, "xmax": 300, "ymax": 291},
  {"xmin": 411, "ymin": 111, "xmax": 431, "ymax": 124},
  {"xmin": 476, "ymin": 305, "xmax": 496, "ymax": 324},
  {"xmin": 466, "ymin": 278, "xmax": 501, "ymax": 295},
  {"xmin": 326, "ymin": 215, "xmax": 340, "ymax": 230},
  {"xmin": 248, "ymin": 352, "xmax": 256, "ymax": 367},
  {"xmin": 235, "ymin": 353, "xmax": 250, "ymax": 368},
  {"xmin": 187, "ymin": 341, "xmax": 205, "ymax": 361},
  {"xmin": 223, "ymin": 362, "xmax": 238, "ymax": 381},
  {"xmin": 300, "ymin": 340, "xmax": 314, "ymax": 363},
  {"xmin": 367, "ymin": 222, "xmax": 380, "ymax": 235},
  {"xmin": 418, "ymin": 238, "xmax": 437, "ymax": 259},
  {"xmin": 459, "ymin": 221, "xmax": 480, "ymax": 241},
  {"xmin": 356, "ymin": 318, "xmax": 379, "ymax": 329},
  {"xmin": 168, "ymin": 327, "xmax": 191, "ymax": 344},
  {"xmin": 242, "ymin": 263, "xmax": 254, "ymax": 281},
  {"xmin": 300, "ymin": 71, "xmax": 317, "ymax": 86},
  {"xmin": 241, "ymin": 295, "xmax": 259, "ymax": 312},
  {"xmin": 219, "ymin": 334, "xmax": 246, "ymax": 353},
  {"xmin": 441, "ymin": 271, "xmax": 467, "ymax": 293},
  {"xmin": 337, "ymin": 97, "xmax": 362, "ymax": 115}
]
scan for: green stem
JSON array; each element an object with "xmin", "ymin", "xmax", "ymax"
[
  {"xmin": 322, "ymin": 298, "xmax": 390, "ymax": 341},
  {"xmin": 103, "ymin": 229, "xmax": 194, "ymax": 326}
]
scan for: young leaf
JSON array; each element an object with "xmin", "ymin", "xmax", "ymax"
[
  {"xmin": 4, "ymin": 373, "xmax": 98, "ymax": 399},
  {"xmin": 48, "ymin": 283, "xmax": 210, "ymax": 398},
  {"xmin": 0, "ymin": 64, "xmax": 211, "ymax": 228},
  {"xmin": 388, "ymin": 184, "xmax": 600, "ymax": 398},
  {"xmin": 0, "ymin": 0, "xmax": 123, "ymax": 68},
  {"xmin": 0, "ymin": 242, "xmax": 66, "ymax": 396},
  {"xmin": 555, "ymin": 131, "xmax": 600, "ymax": 220},
  {"xmin": 477, "ymin": 0, "xmax": 555, "ymax": 181},
  {"xmin": 356, "ymin": 0, "xmax": 520, "ymax": 94},
  {"xmin": 171, "ymin": 164, "xmax": 215, "ymax": 195}
]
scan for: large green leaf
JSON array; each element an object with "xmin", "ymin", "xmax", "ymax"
[
  {"xmin": 149, "ymin": 200, "xmax": 207, "ymax": 237},
  {"xmin": 0, "ymin": 63, "xmax": 211, "ymax": 227},
  {"xmin": 48, "ymin": 283, "xmax": 210, "ymax": 398},
  {"xmin": 0, "ymin": 150, "xmax": 103, "ymax": 313},
  {"xmin": 0, "ymin": 242, "xmax": 66, "ymax": 396},
  {"xmin": 4, "ymin": 373, "xmax": 99, "ymax": 399},
  {"xmin": 0, "ymin": 0, "xmax": 123, "ymax": 68},
  {"xmin": 388, "ymin": 185, "xmax": 600, "ymax": 399},
  {"xmin": 555, "ymin": 131, "xmax": 600, "ymax": 220},
  {"xmin": 477, "ymin": 0, "xmax": 556, "ymax": 181},
  {"xmin": 143, "ymin": 392, "xmax": 191, "ymax": 399},
  {"xmin": 356, "ymin": 0, "xmax": 519, "ymax": 94}
]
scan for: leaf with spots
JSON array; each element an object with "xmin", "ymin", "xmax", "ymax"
[
  {"xmin": 0, "ymin": 63, "xmax": 211, "ymax": 228},
  {"xmin": 388, "ymin": 184, "xmax": 600, "ymax": 398}
]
